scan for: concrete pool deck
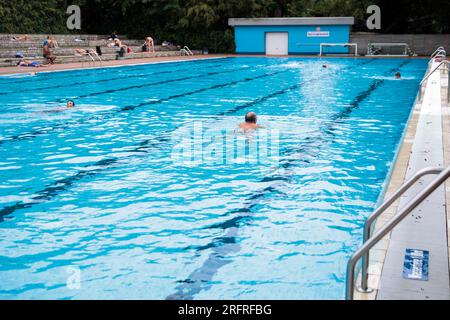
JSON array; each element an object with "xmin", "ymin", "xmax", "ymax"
[{"xmin": 354, "ymin": 59, "xmax": 450, "ymax": 300}]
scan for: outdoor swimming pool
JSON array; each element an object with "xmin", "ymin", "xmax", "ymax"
[{"xmin": 0, "ymin": 57, "xmax": 428, "ymax": 299}]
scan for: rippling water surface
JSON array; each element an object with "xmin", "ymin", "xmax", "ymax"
[{"xmin": 0, "ymin": 57, "xmax": 427, "ymax": 299}]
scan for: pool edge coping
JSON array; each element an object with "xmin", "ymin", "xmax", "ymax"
[{"xmin": 354, "ymin": 60, "xmax": 450, "ymax": 300}]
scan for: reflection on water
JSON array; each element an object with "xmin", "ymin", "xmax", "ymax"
[{"xmin": 0, "ymin": 57, "xmax": 427, "ymax": 299}]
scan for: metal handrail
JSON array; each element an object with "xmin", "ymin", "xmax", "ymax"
[
  {"xmin": 431, "ymin": 46, "xmax": 445, "ymax": 58},
  {"xmin": 346, "ymin": 165, "xmax": 450, "ymax": 300},
  {"xmin": 79, "ymin": 50, "xmax": 102, "ymax": 68},
  {"xmin": 429, "ymin": 52, "xmax": 447, "ymax": 66},
  {"xmin": 91, "ymin": 51, "xmax": 103, "ymax": 66},
  {"xmin": 431, "ymin": 48, "xmax": 446, "ymax": 59},
  {"xmin": 418, "ymin": 60, "xmax": 449, "ymax": 101},
  {"xmin": 357, "ymin": 167, "xmax": 443, "ymax": 293},
  {"xmin": 428, "ymin": 48, "xmax": 446, "ymax": 67},
  {"xmin": 81, "ymin": 52, "xmax": 96, "ymax": 68},
  {"xmin": 184, "ymin": 46, "xmax": 194, "ymax": 56}
]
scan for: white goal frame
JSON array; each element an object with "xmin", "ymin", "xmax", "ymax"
[
  {"xmin": 366, "ymin": 43, "xmax": 412, "ymax": 57},
  {"xmin": 319, "ymin": 43, "xmax": 358, "ymax": 57}
]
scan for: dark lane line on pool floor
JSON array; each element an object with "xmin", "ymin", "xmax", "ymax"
[
  {"xmin": 0, "ymin": 60, "xmax": 375, "ymax": 220},
  {"xmin": 0, "ymin": 63, "xmax": 246, "ymax": 114},
  {"xmin": 0, "ymin": 57, "xmax": 231, "ymax": 87},
  {"xmin": 165, "ymin": 59, "xmax": 411, "ymax": 300},
  {"xmin": 0, "ymin": 59, "xmax": 384, "ymax": 300},
  {"xmin": 0, "ymin": 67, "xmax": 298, "ymax": 221},
  {"xmin": 0, "ymin": 64, "xmax": 265, "ymax": 146},
  {"xmin": 220, "ymin": 59, "xmax": 377, "ymax": 116},
  {"xmin": 0, "ymin": 61, "xmax": 228, "ymax": 96},
  {"xmin": 0, "ymin": 58, "xmax": 370, "ymax": 221}
]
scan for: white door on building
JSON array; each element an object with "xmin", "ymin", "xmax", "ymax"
[{"xmin": 265, "ymin": 32, "xmax": 288, "ymax": 55}]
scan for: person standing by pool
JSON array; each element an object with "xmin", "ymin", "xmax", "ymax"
[
  {"xmin": 142, "ymin": 36, "xmax": 155, "ymax": 53},
  {"xmin": 239, "ymin": 112, "xmax": 263, "ymax": 132},
  {"xmin": 108, "ymin": 31, "xmax": 119, "ymax": 41}
]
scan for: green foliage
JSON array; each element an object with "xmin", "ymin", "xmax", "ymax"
[
  {"xmin": 0, "ymin": 0, "xmax": 449, "ymax": 52},
  {"xmin": 0, "ymin": 0, "xmax": 86, "ymax": 34}
]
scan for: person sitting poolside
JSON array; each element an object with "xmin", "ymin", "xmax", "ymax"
[
  {"xmin": 43, "ymin": 43, "xmax": 56, "ymax": 64},
  {"xmin": 17, "ymin": 59, "xmax": 49, "ymax": 68},
  {"xmin": 75, "ymin": 48, "xmax": 96, "ymax": 56},
  {"xmin": 11, "ymin": 35, "xmax": 29, "ymax": 41},
  {"xmin": 49, "ymin": 37, "xmax": 59, "ymax": 48},
  {"xmin": 108, "ymin": 38, "xmax": 124, "ymax": 48},
  {"xmin": 239, "ymin": 112, "xmax": 263, "ymax": 132},
  {"xmin": 43, "ymin": 36, "xmax": 58, "ymax": 48},
  {"xmin": 142, "ymin": 36, "xmax": 155, "ymax": 53},
  {"xmin": 395, "ymin": 72, "xmax": 401, "ymax": 79}
]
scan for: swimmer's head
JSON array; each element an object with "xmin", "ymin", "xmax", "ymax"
[
  {"xmin": 67, "ymin": 100, "xmax": 75, "ymax": 108},
  {"xmin": 395, "ymin": 72, "xmax": 401, "ymax": 79},
  {"xmin": 245, "ymin": 112, "xmax": 257, "ymax": 124},
  {"xmin": 322, "ymin": 64, "xmax": 328, "ymax": 68}
]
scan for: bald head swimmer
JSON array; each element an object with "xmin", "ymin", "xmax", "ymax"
[{"xmin": 239, "ymin": 112, "xmax": 263, "ymax": 132}]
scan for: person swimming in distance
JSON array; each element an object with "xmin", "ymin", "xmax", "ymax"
[
  {"xmin": 395, "ymin": 72, "xmax": 401, "ymax": 79},
  {"xmin": 239, "ymin": 112, "xmax": 263, "ymax": 132},
  {"xmin": 42, "ymin": 100, "xmax": 76, "ymax": 114},
  {"xmin": 67, "ymin": 100, "xmax": 75, "ymax": 108}
]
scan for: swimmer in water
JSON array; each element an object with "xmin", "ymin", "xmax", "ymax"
[
  {"xmin": 66, "ymin": 100, "xmax": 75, "ymax": 108},
  {"xmin": 42, "ymin": 100, "xmax": 76, "ymax": 113},
  {"xmin": 239, "ymin": 112, "xmax": 263, "ymax": 132},
  {"xmin": 395, "ymin": 72, "xmax": 401, "ymax": 79}
]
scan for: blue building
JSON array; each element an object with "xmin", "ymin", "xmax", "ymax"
[{"xmin": 228, "ymin": 17, "xmax": 355, "ymax": 55}]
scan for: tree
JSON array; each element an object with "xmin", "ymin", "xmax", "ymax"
[{"xmin": 0, "ymin": 0, "xmax": 449, "ymax": 52}]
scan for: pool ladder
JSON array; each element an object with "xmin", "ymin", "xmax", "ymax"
[
  {"xmin": 346, "ymin": 46, "xmax": 449, "ymax": 300},
  {"xmin": 180, "ymin": 46, "xmax": 194, "ymax": 56},
  {"xmin": 418, "ymin": 48, "xmax": 448, "ymax": 102},
  {"xmin": 81, "ymin": 50, "xmax": 103, "ymax": 68}
]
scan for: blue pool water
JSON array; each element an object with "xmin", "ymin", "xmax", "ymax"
[{"xmin": 0, "ymin": 57, "xmax": 427, "ymax": 299}]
